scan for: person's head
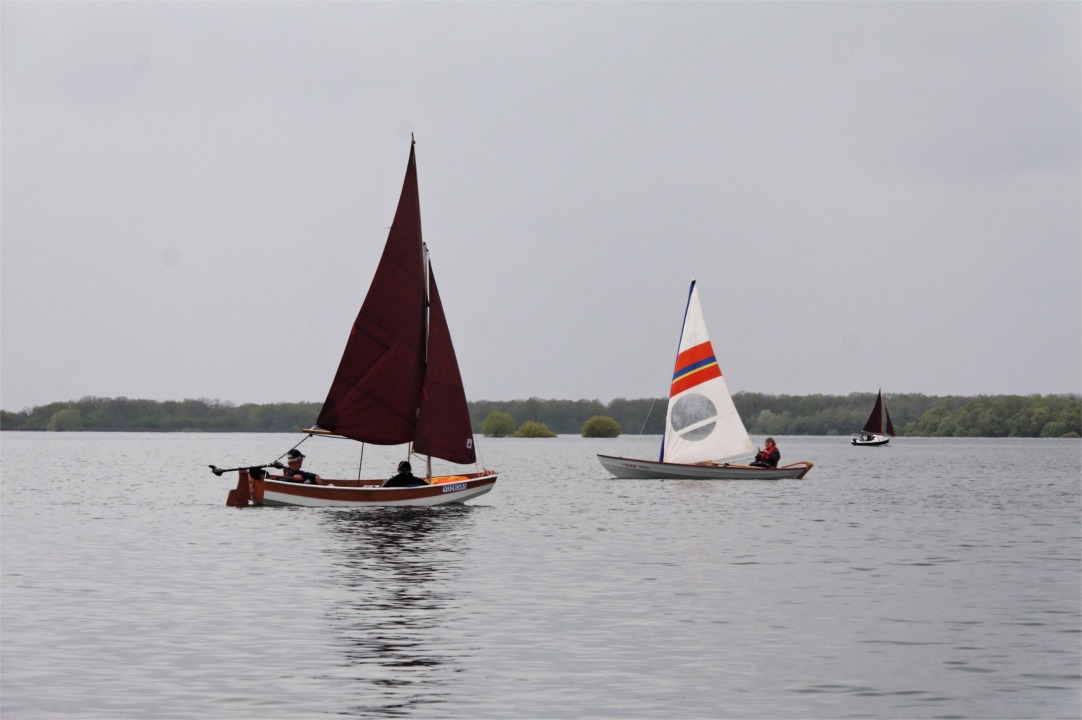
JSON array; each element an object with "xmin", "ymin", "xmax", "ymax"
[
  {"xmin": 397, "ymin": 460, "xmax": 412, "ymax": 474},
  {"xmin": 287, "ymin": 449, "xmax": 305, "ymax": 465},
  {"xmin": 248, "ymin": 466, "xmax": 266, "ymax": 479},
  {"xmin": 764, "ymin": 437, "xmax": 776, "ymax": 447}
]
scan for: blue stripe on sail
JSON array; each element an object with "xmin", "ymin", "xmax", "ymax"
[{"xmin": 673, "ymin": 356, "xmax": 718, "ymax": 382}]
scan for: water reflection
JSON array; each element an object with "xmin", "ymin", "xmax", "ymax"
[{"xmin": 321, "ymin": 507, "xmax": 476, "ymax": 716}]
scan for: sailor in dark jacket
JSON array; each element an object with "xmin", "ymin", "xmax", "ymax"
[
  {"xmin": 383, "ymin": 460, "xmax": 428, "ymax": 487},
  {"xmin": 749, "ymin": 437, "xmax": 780, "ymax": 468}
]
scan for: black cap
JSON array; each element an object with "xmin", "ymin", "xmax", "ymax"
[{"xmin": 287, "ymin": 449, "xmax": 305, "ymax": 459}]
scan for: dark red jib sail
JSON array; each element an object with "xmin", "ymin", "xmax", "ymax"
[
  {"xmin": 316, "ymin": 141, "xmax": 477, "ymax": 465},
  {"xmin": 414, "ymin": 268, "xmax": 477, "ymax": 464}
]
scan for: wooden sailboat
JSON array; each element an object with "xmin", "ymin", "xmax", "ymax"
[
  {"xmin": 851, "ymin": 390, "xmax": 894, "ymax": 446},
  {"xmin": 597, "ymin": 281, "xmax": 813, "ymax": 480},
  {"xmin": 224, "ymin": 139, "xmax": 497, "ymax": 507}
]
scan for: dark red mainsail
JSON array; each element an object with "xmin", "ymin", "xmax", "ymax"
[{"xmin": 317, "ymin": 141, "xmax": 477, "ymax": 464}]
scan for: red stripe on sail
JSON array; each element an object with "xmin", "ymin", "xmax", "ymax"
[
  {"xmin": 670, "ymin": 363, "xmax": 721, "ymax": 396},
  {"xmin": 674, "ymin": 342, "xmax": 715, "ymax": 372}
]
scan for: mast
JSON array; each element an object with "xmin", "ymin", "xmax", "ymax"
[
  {"xmin": 423, "ymin": 242, "xmax": 431, "ymax": 364},
  {"xmin": 423, "ymin": 241, "xmax": 432, "ymax": 478},
  {"xmin": 660, "ymin": 280, "xmax": 698, "ymax": 461},
  {"xmin": 882, "ymin": 392, "xmax": 895, "ymax": 436}
]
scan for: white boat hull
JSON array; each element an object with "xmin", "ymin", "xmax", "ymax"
[
  {"xmin": 851, "ymin": 433, "xmax": 890, "ymax": 446},
  {"xmin": 228, "ymin": 471, "xmax": 497, "ymax": 508},
  {"xmin": 597, "ymin": 454, "xmax": 813, "ymax": 480}
]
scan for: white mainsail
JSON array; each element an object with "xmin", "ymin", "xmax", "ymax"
[{"xmin": 661, "ymin": 282, "xmax": 755, "ymax": 465}]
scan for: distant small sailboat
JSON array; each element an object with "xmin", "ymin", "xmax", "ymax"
[
  {"xmin": 597, "ymin": 281, "xmax": 814, "ymax": 480},
  {"xmin": 222, "ymin": 139, "xmax": 497, "ymax": 507},
  {"xmin": 851, "ymin": 390, "xmax": 894, "ymax": 446}
]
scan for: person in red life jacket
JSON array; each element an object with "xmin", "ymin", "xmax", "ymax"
[
  {"xmin": 750, "ymin": 437, "xmax": 780, "ymax": 468},
  {"xmin": 271, "ymin": 448, "xmax": 326, "ymax": 485}
]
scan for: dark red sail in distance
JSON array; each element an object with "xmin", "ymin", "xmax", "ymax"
[
  {"xmin": 862, "ymin": 390, "xmax": 896, "ymax": 436},
  {"xmin": 414, "ymin": 268, "xmax": 477, "ymax": 464},
  {"xmin": 317, "ymin": 143, "xmax": 427, "ymax": 444}
]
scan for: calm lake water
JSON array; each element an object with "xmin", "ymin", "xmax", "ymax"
[{"xmin": 1, "ymin": 433, "xmax": 1079, "ymax": 719}]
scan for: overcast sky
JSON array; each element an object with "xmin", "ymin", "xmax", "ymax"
[{"xmin": 2, "ymin": 1, "xmax": 1079, "ymax": 412}]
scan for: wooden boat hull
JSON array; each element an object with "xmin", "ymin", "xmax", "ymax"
[
  {"xmin": 851, "ymin": 433, "xmax": 890, "ymax": 446},
  {"xmin": 227, "ymin": 470, "xmax": 497, "ymax": 508},
  {"xmin": 597, "ymin": 454, "xmax": 813, "ymax": 480}
]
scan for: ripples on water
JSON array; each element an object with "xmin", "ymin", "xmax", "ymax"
[{"xmin": 1, "ymin": 433, "xmax": 1079, "ymax": 718}]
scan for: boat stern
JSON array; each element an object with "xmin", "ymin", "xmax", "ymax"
[{"xmin": 226, "ymin": 468, "xmax": 265, "ymax": 507}]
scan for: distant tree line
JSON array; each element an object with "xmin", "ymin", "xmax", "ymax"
[
  {"xmin": 0, "ymin": 397, "xmax": 320, "ymax": 433},
  {"xmin": 473, "ymin": 393, "xmax": 1081, "ymax": 438},
  {"xmin": 1, "ymin": 393, "xmax": 1078, "ymax": 438}
]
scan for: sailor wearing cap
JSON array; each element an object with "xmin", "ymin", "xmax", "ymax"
[{"xmin": 272, "ymin": 448, "xmax": 325, "ymax": 485}]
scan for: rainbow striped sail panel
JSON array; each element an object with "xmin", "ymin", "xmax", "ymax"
[{"xmin": 670, "ymin": 342, "xmax": 723, "ymax": 397}]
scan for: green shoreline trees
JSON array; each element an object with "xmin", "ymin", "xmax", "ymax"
[{"xmin": 1, "ymin": 393, "xmax": 1078, "ymax": 438}]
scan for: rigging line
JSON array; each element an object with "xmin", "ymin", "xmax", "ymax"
[
  {"xmin": 638, "ymin": 397, "xmax": 661, "ymax": 436},
  {"xmin": 406, "ymin": 448, "xmax": 433, "ymax": 482},
  {"xmin": 474, "ymin": 437, "xmax": 486, "ymax": 473},
  {"xmin": 277, "ymin": 435, "xmax": 314, "ymax": 464},
  {"xmin": 356, "ymin": 442, "xmax": 365, "ymax": 481},
  {"xmin": 629, "ymin": 395, "xmax": 663, "ymax": 460},
  {"xmin": 630, "ymin": 305, "xmax": 684, "ymax": 460}
]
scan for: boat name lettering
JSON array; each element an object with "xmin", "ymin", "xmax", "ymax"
[{"xmin": 442, "ymin": 483, "xmax": 468, "ymax": 493}]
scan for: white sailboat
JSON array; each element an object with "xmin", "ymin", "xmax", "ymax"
[{"xmin": 598, "ymin": 281, "xmax": 813, "ymax": 480}]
